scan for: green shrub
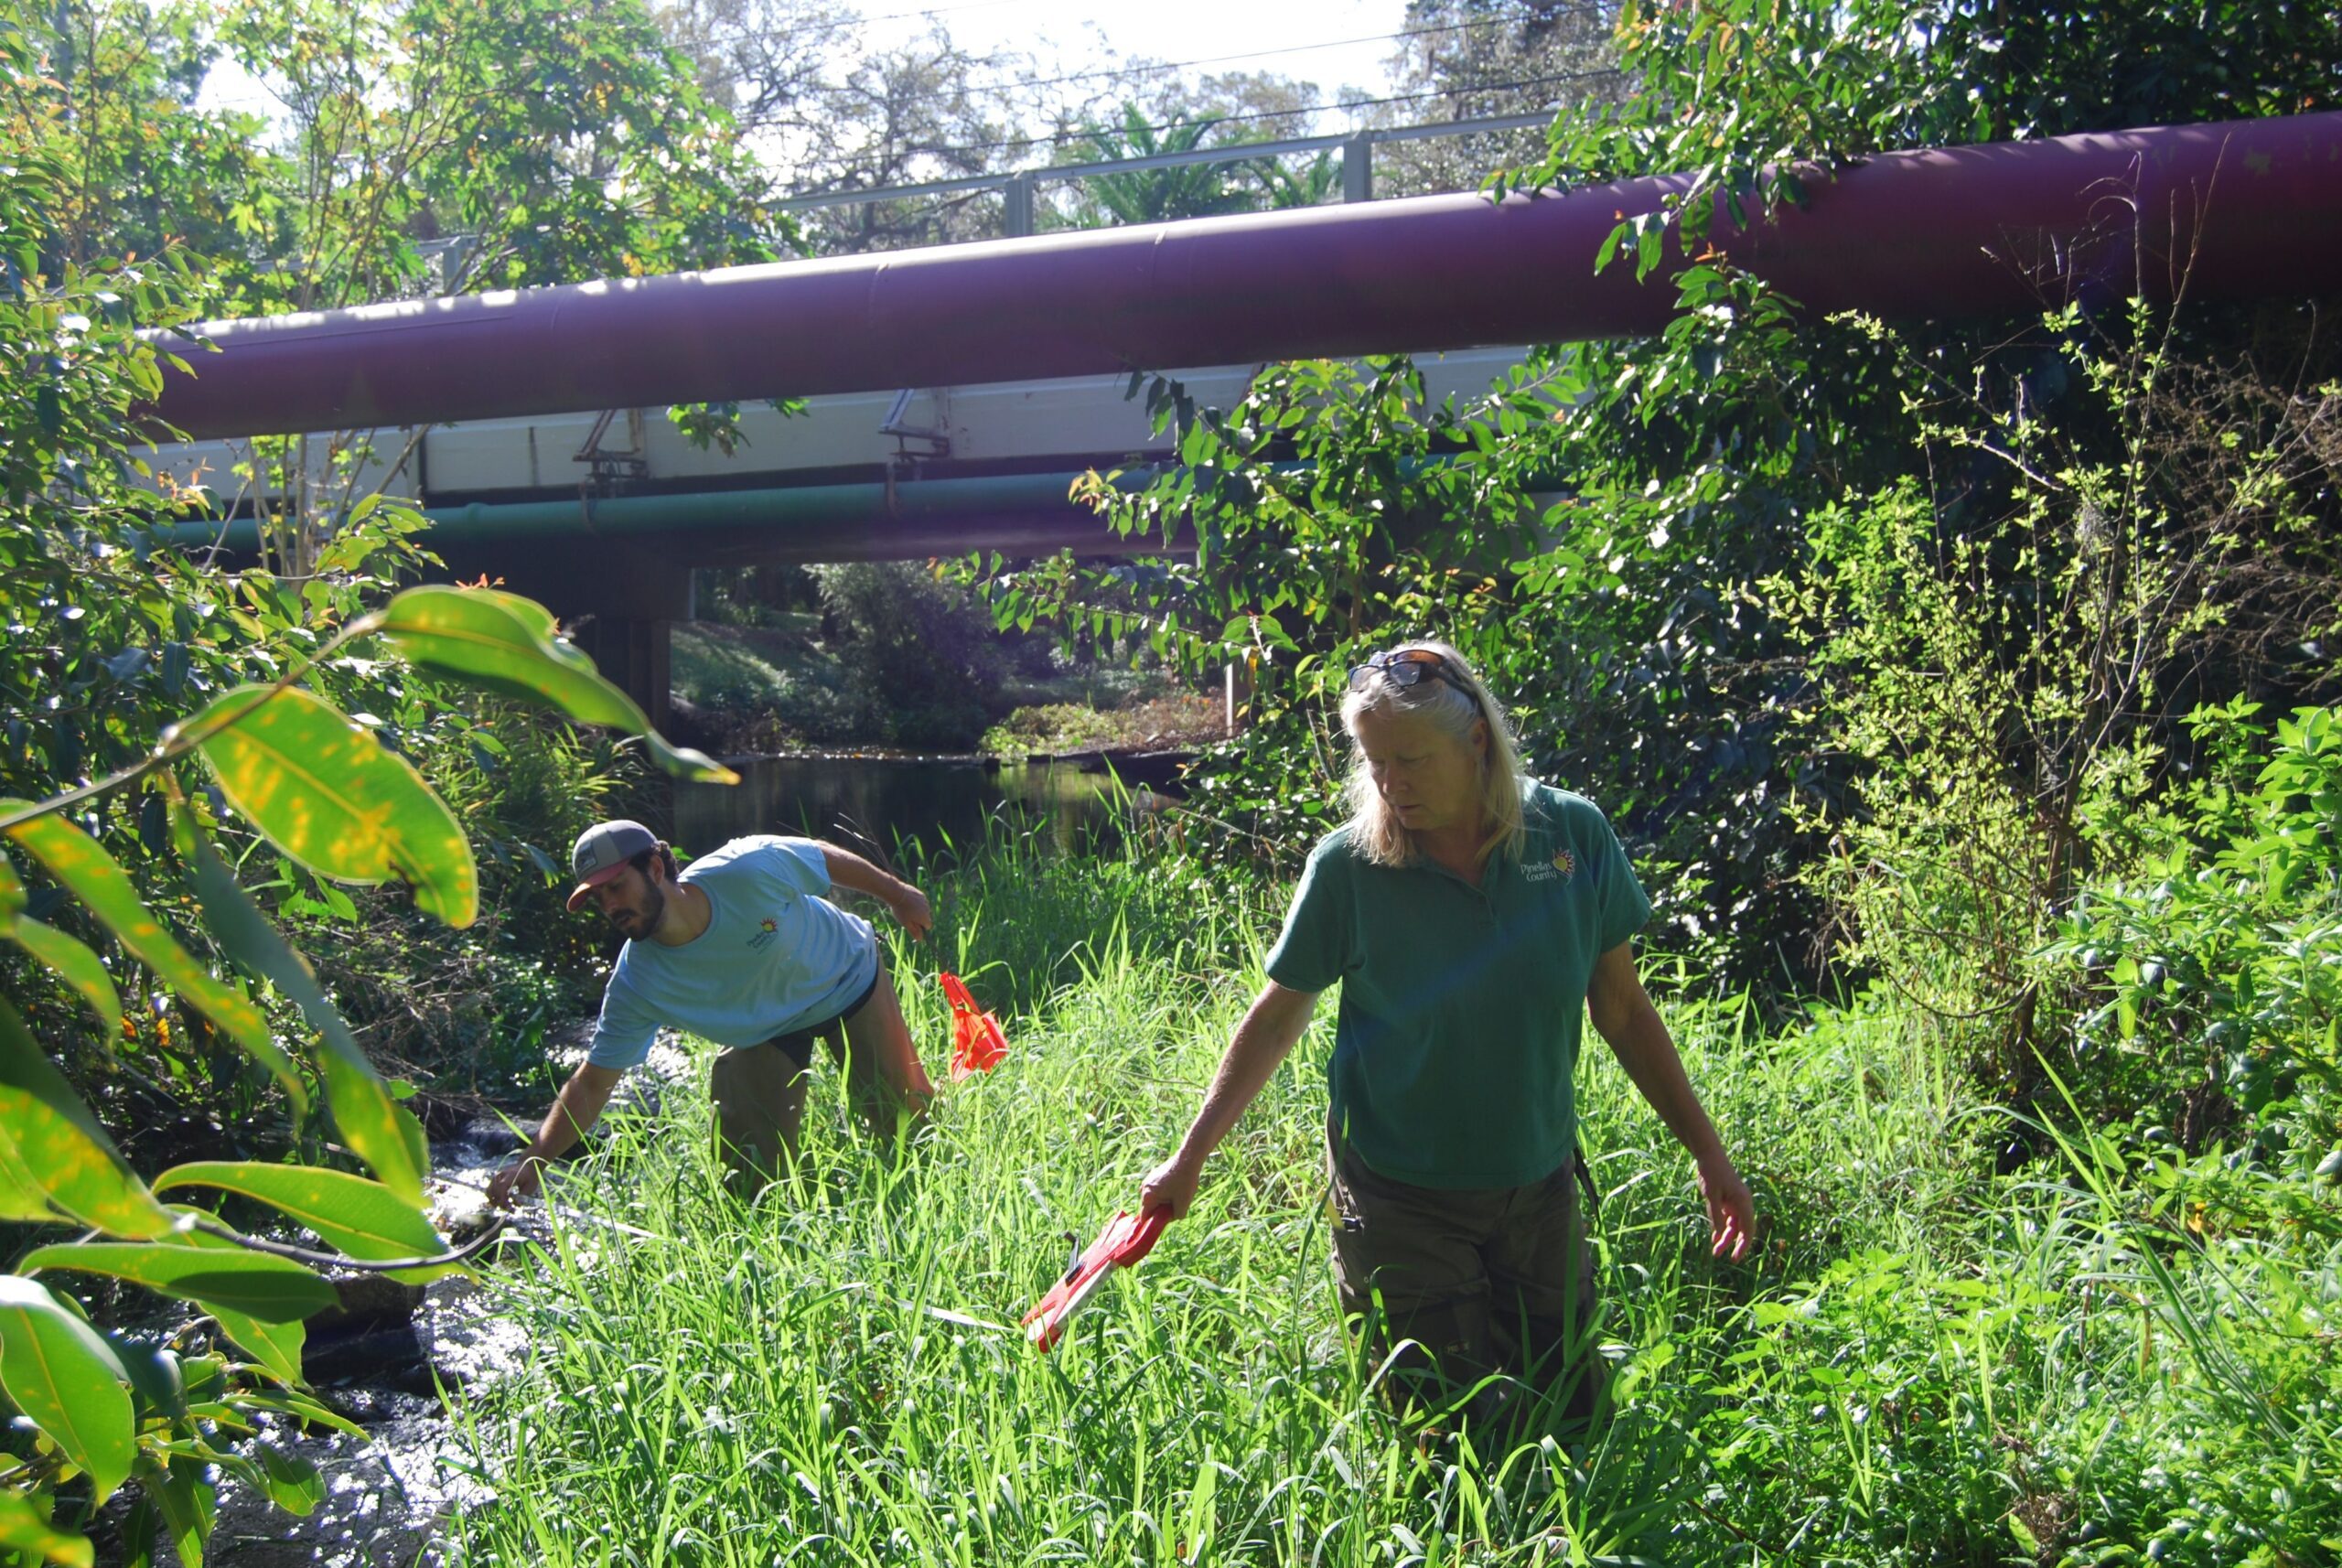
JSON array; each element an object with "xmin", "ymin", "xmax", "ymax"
[
  {"xmin": 811, "ymin": 561, "xmax": 1009, "ymax": 750},
  {"xmin": 979, "ymin": 703, "xmax": 1123, "ymax": 755},
  {"xmin": 2047, "ymin": 703, "xmax": 2341, "ymax": 1190}
]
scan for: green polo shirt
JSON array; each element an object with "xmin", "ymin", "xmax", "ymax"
[{"xmin": 1263, "ymin": 779, "xmax": 1652, "ymax": 1190}]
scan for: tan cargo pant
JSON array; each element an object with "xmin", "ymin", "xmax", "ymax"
[
  {"xmin": 1327, "ymin": 1131, "xmax": 1605, "ymax": 1436},
  {"xmin": 706, "ymin": 973, "xmax": 890, "ymax": 1197}
]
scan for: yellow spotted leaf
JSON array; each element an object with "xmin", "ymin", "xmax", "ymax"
[
  {"xmin": 0, "ymin": 1487, "xmax": 93, "ymax": 1567},
  {"xmin": 22, "ymin": 1243, "xmax": 338, "ymax": 1325},
  {"xmin": 0, "ymin": 803, "xmax": 306, "ymax": 1112},
  {"xmin": 0, "ymin": 999, "xmax": 173, "ymax": 1240},
  {"xmin": 177, "ymin": 685, "xmax": 477, "ymax": 927},
  {"xmin": 0, "ymin": 1137, "xmax": 59, "ymax": 1224},
  {"xmin": 166, "ymin": 1217, "xmax": 306, "ymax": 1385}
]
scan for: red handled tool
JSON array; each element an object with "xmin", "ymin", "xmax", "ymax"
[
  {"xmin": 939, "ymin": 972, "xmax": 1007, "ymax": 1081},
  {"xmin": 1019, "ymin": 1208, "xmax": 1173, "ymax": 1350}
]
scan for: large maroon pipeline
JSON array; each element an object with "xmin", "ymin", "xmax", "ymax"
[{"xmin": 152, "ymin": 112, "xmax": 2342, "ymax": 442}]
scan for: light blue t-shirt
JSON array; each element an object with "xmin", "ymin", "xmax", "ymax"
[{"xmin": 585, "ymin": 836, "xmax": 879, "ymax": 1071}]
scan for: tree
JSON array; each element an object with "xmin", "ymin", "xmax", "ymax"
[
  {"xmin": 0, "ymin": 0, "xmax": 274, "ymax": 277},
  {"xmin": 662, "ymin": 0, "xmax": 854, "ymax": 133},
  {"xmin": 1368, "ymin": 0, "xmax": 1627, "ymax": 198},
  {"xmin": 16, "ymin": 0, "xmax": 794, "ymax": 578},
  {"xmin": 664, "ymin": 0, "xmax": 1037, "ymax": 253},
  {"xmin": 1054, "ymin": 102, "xmax": 1334, "ymax": 229},
  {"xmin": 0, "ymin": 17, "xmax": 741, "ymax": 1544},
  {"xmin": 973, "ymin": 0, "xmax": 2342, "ymax": 1013},
  {"xmin": 191, "ymin": 0, "xmax": 789, "ymax": 326}
]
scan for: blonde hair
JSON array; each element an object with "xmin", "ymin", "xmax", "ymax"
[{"xmin": 1338, "ymin": 639, "xmax": 1526, "ymax": 869}]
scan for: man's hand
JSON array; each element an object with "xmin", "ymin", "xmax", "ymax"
[
  {"xmin": 820, "ymin": 843, "xmax": 932, "ymax": 939},
  {"xmin": 889, "ymin": 884, "xmax": 933, "ymax": 940},
  {"xmin": 1696, "ymin": 1152, "xmax": 1756, "ymax": 1262},
  {"xmin": 1139, "ymin": 1151, "xmax": 1205, "ymax": 1220},
  {"xmin": 486, "ymin": 1155, "xmax": 543, "ymax": 1208}
]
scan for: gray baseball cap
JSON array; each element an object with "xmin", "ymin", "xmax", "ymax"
[{"xmin": 566, "ymin": 820, "xmax": 660, "ymax": 912}]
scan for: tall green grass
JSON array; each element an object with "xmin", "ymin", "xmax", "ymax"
[{"xmin": 446, "ymin": 834, "xmax": 2340, "ymax": 1566}]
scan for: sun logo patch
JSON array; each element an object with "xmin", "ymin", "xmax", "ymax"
[
  {"xmin": 760, "ymin": 918, "xmax": 778, "ymax": 933},
  {"xmin": 1525, "ymin": 845, "xmax": 1578, "ymax": 885},
  {"xmin": 748, "ymin": 915, "xmax": 781, "ymax": 950}
]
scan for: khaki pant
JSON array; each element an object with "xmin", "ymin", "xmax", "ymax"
[
  {"xmin": 1327, "ymin": 1132, "xmax": 1605, "ymax": 1435},
  {"xmin": 706, "ymin": 1018, "xmax": 880, "ymax": 1198}
]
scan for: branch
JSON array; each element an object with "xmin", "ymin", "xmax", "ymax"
[
  {"xmin": 185, "ymin": 1212, "xmax": 507, "ymax": 1273},
  {"xmin": 0, "ymin": 609, "xmax": 387, "ymax": 834}
]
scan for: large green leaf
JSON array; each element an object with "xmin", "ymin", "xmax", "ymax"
[
  {"xmin": 239, "ymin": 1388, "xmax": 361, "ymax": 1441},
  {"xmin": 117, "ymin": 1495, "xmax": 160, "ymax": 1568},
  {"xmin": 148, "ymin": 1455, "xmax": 213, "ymax": 1568},
  {"xmin": 164, "ymin": 1219, "xmax": 304, "ymax": 1385},
  {"xmin": 23, "ymin": 1243, "xmax": 336, "ymax": 1324},
  {"xmin": 200, "ymin": 1304, "xmax": 303, "ymax": 1388},
  {"xmin": 6, "ymin": 916, "xmax": 122, "ymax": 1041},
  {"xmin": 177, "ymin": 685, "xmax": 478, "ymax": 927},
  {"xmin": 323, "ymin": 1050, "xmax": 428, "ymax": 1212},
  {"xmin": 174, "ymin": 813, "xmax": 423, "ymax": 1204},
  {"xmin": 256, "ymin": 1448, "xmax": 323, "ymax": 1517},
  {"xmin": 0, "ymin": 999, "xmax": 174, "ymax": 1240},
  {"xmin": 155, "ymin": 1160, "xmax": 451, "ymax": 1283},
  {"xmin": 0, "ymin": 1133, "xmax": 61, "ymax": 1224},
  {"xmin": 0, "ymin": 1276, "xmax": 135, "ymax": 1502},
  {"xmin": 378, "ymin": 585, "xmax": 739, "ymax": 783},
  {"xmin": 0, "ymin": 803, "xmax": 306, "ymax": 1112},
  {"xmin": 0, "ymin": 1489, "xmax": 93, "ymax": 1568},
  {"xmin": 0, "ymin": 846, "xmax": 23, "ymax": 919}
]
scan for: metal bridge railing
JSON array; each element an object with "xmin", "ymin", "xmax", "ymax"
[{"xmin": 774, "ymin": 111, "xmax": 1552, "ymax": 236}]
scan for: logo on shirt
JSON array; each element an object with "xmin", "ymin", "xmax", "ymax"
[
  {"xmin": 747, "ymin": 916, "xmax": 779, "ymax": 951},
  {"xmin": 1522, "ymin": 847, "xmax": 1577, "ymax": 885}
]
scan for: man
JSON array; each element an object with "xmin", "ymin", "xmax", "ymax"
[{"xmin": 487, "ymin": 820, "xmax": 939, "ymax": 1205}]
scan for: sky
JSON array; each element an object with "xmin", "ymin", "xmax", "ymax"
[
  {"xmin": 864, "ymin": 0, "xmax": 1413, "ymax": 111},
  {"xmin": 199, "ymin": 0, "xmax": 1419, "ymax": 137}
]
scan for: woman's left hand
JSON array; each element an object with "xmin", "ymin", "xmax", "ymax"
[{"xmin": 1696, "ymin": 1152, "xmax": 1756, "ymax": 1262}]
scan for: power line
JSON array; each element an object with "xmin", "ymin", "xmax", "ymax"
[
  {"xmin": 765, "ymin": 1, "xmax": 1613, "ymax": 94},
  {"xmin": 790, "ymin": 63, "xmax": 1614, "ymax": 193},
  {"xmin": 993, "ymin": 5, "xmax": 1614, "ymax": 95},
  {"xmin": 859, "ymin": 0, "xmax": 1026, "ymax": 23},
  {"xmin": 1036, "ymin": 65, "xmax": 1612, "ymax": 151},
  {"xmin": 1059, "ymin": 64, "xmax": 1614, "ymax": 146},
  {"xmin": 775, "ymin": 0, "xmax": 1031, "ymax": 38}
]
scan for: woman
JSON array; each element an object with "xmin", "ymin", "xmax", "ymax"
[{"xmin": 1140, "ymin": 641, "xmax": 1754, "ymax": 1427}]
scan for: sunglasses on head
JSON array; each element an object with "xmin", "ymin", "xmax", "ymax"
[{"xmin": 1348, "ymin": 648, "xmax": 1471, "ymax": 695}]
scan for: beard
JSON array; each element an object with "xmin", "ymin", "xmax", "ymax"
[{"xmin": 613, "ymin": 879, "xmax": 667, "ymax": 939}]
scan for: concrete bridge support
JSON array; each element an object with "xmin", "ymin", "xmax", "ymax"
[{"xmin": 433, "ymin": 539, "xmax": 690, "ymax": 728}]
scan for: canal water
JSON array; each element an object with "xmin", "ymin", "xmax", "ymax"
[{"xmin": 659, "ymin": 750, "xmax": 1187, "ymax": 861}]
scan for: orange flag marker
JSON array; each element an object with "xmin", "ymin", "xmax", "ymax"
[{"xmin": 939, "ymin": 972, "xmax": 1007, "ymax": 1081}]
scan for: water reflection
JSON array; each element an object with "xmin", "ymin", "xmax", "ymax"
[{"xmin": 662, "ymin": 753, "xmax": 1179, "ymax": 860}]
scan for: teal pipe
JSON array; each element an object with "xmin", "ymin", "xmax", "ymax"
[
  {"xmin": 161, "ymin": 467, "xmax": 1153, "ymax": 553},
  {"xmin": 156, "ymin": 456, "xmax": 1549, "ymax": 555}
]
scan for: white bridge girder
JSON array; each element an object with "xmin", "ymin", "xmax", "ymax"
[{"xmin": 145, "ymin": 346, "xmax": 1533, "ymax": 508}]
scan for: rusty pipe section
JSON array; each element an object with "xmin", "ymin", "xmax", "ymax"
[{"xmin": 153, "ymin": 113, "xmax": 2342, "ymax": 441}]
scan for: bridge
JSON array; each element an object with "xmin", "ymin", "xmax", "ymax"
[
  {"xmin": 147, "ymin": 111, "xmax": 2342, "ymax": 720},
  {"xmin": 156, "ymin": 347, "xmax": 1528, "ymax": 718}
]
